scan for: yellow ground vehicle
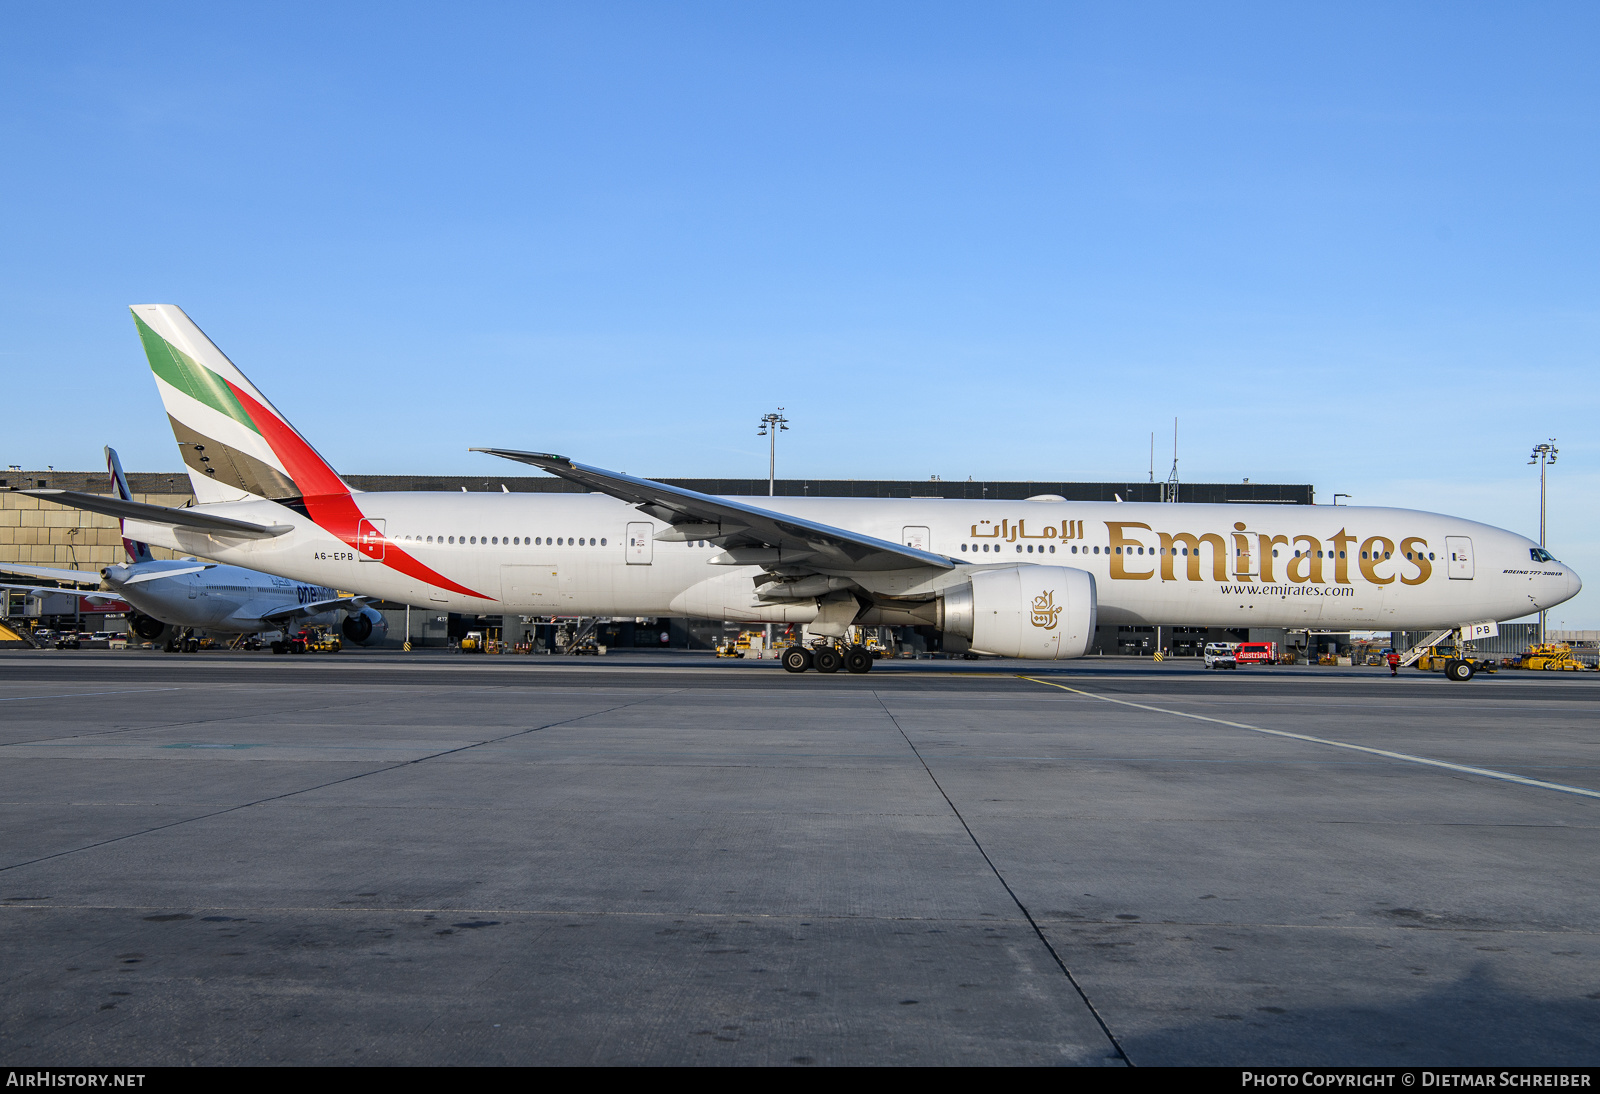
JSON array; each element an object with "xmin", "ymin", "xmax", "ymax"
[
  {"xmin": 1520, "ymin": 643, "xmax": 1585, "ymax": 671},
  {"xmin": 1415, "ymin": 643, "xmax": 1497, "ymax": 676},
  {"xmin": 1414, "ymin": 644, "xmax": 1457, "ymax": 672},
  {"xmin": 273, "ymin": 626, "xmax": 341, "ymax": 654}
]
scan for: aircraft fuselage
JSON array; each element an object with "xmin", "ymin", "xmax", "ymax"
[{"xmin": 125, "ymin": 494, "xmax": 1580, "ymax": 632}]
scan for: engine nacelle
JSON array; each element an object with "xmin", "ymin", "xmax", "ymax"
[
  {"xmin": 341, "ymin": 606, "xmax": 389, "ymax": 646},
  {"xmin": 938, "ymin": 565, "xmax": 1096, "ymax": 659},
  {"xmin": 129, "ymin": 612, "xmax": 171, "ymax": 643}
]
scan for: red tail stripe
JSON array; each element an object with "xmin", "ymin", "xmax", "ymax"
[
  {"xmin": 223, "ymin": 380, "xmax": 491, "ymax": 601},
  {"xmin": 300, "ymin": 492, "xmax": 493, "ymax": 601},
  {"xmin": 225, "ymin": 381, "xmax": 349, "ymax": 498}
]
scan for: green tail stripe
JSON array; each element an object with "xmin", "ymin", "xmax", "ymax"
[{"xmin": 133, "ymin": 313, "xmax": 260, "ymax": 435}]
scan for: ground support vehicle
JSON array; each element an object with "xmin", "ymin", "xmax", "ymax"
[
  {"xmin": 271, "ymin": 626, "xmax": 341, "ymax": 655},
  {"xmin": 1203, "ymin": 642, "xmax": 1239, "ymax": 670},
  {"xmin": 1520, "ymin": 643, "xmax": 1585, "ymax": 671},
  {"xmin": 1414, "ymin": 643, "xmax": 1497, "ymax": 681},
  {"xmin": 1235, "ymin": 641, "xmax": 1276, "ymax": 666}
]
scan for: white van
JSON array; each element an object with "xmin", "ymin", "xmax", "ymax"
[{"xmin": 1203, "ymin": 642, "xmax": 1239, "ymax": 670}]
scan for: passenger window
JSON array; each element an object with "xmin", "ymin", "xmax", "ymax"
[
  {"xmin": 601, "ymin": 538, "xmax": 607, "ymax": 546},
  {"xmin": 961, "ymin": 544, "xmax": 967, "ymax": 552},
  {"xmin": 1048, "ymin": 545, "xmax": 1055, "ymax": 553}
]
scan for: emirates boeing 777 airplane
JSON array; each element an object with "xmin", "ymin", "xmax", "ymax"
[{"xmin": 21, "ymin": 305, "xmax": 1581, "ymax": 679}]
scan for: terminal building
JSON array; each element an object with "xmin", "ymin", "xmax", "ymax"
[{"xmin": 0, "ymin": 468, "xmax": 1404, "ymax": 658}]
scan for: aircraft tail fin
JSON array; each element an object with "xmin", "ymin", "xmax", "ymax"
[
  {"xmin": 104, "ymin": 446, "xmax": 154, "ymax": 564},
  {"xmin": 129, "ymin": 305, "xmax": 351, "ymax": 506}
]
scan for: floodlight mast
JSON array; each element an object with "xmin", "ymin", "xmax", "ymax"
[
  {"xmin": 1529, "ymin": 439, "xmax": 1558, "ymax": 637},
  {"xmin": 758, "ymin": 410, "xmax": 789, "ymax": 497}
]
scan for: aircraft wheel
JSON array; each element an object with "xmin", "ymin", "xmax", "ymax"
[
  {"xmin": 813, "ymin": 647, "xmax": 842, "ymax": 674},
  {"xmin": 1446, "ymin": 658, "xmax": 1475, "ymax": 682},
  {"xmin": 844, "ymin": 646, "xmax": 873, "ymax": 674},
  {"xmin": 782, "ymin": 647, "xmax": 812, "ymax": 673},
  {"xmin": 271, "ymin": 641, "xmax": 285, "ymax": 655}
]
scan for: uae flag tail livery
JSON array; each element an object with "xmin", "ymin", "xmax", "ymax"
[
  {"xmin": 128, "ymin": 305, "xmax": 486, "ymax": 600},
  {"xmin": 132, "ymin": 304, "xmax": 350, "ymax": 508}
]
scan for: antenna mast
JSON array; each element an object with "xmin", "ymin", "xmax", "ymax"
[{"xmin": 1164, "ymin": 417, "xmax": 1180, "ymax": 502}]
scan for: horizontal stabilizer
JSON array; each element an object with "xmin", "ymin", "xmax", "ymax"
[
  {"xmin": 0, "ymin": 581, "xmax": 124, "ymax": 603},
  {"xmin": 0, "ymin": 563, "xmax": 104, "ymax": 586},
  {"xmin": 119, "ymin": 564, "xmax": 215, "ymax": 585},
  {"xmin": 18, "ymin": 489, "xmax": 291, "ymax": 539}
]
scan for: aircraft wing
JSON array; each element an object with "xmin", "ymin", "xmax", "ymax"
[
  {"xmin": 0, "ymin": 563, "xmax": 104, "ymax": 585},
  {"xmin": 17, "ymin": 490, "xmax": 291, "ymax": 539},
  {"xmin": 257, "ymin": 596, "xmax": 370, "ymax": 627},
  {"xmin": 471, "ymin": 449, "xmax": 955, "ymax": 574}
]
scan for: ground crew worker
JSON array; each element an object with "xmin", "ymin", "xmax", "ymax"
[{"xmin": 1387, "ymin": 650, "xmax": 1401, "ymax": 677}]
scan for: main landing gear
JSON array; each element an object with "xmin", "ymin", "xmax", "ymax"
[{"xmin": 782, "ymin": 643, "xmax": 874, "ymax": 675}]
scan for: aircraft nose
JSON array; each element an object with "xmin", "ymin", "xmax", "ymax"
[{"xmin": 1567, "ymin": 566, "xmax": 1583, "ymax": 601}]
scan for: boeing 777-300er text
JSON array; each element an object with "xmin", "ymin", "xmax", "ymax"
[
  {"xmin": 17, "ymin": 305, "xmax": 1581, "ymax": 678},
  {"xmin": 3, "ymin": 445, "xmax": 388, "ymax": 651}
]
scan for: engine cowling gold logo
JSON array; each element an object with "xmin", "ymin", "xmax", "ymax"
[{"xmin": 1030, "ymin": 590, "xmax": 1062, "ymax": 629}]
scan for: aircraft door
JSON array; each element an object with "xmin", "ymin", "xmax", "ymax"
[
  {"xmin": 187, "ymin": 574, "xmax": 198, "ymax": 599},
  {"xmin": 902, "ymin": 526, "xmax": 930, "ymax": 553},
  {"xmin": 626, "ymin": 522, "xmax": 653, "ymax": 565},
  {"xmin": 501, "ymin": 565, "xmax": 559, "ymax": 607},
  {"xmin": 1445, "ymin": 536, "xmax": 1474, "ymax": 580},
  {"xmin": 357, "ymin": 518, "xmax": 386, "ymax": 561}
]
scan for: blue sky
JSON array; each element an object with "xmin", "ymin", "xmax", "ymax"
[{"xmin": 3, "ymin": 3, "xmax": 1597, "ymax": 624}]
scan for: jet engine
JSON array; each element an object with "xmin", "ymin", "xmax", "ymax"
[
  {"xmin": 341, "ymin": 606, "xmax": 389, "ymax": 646},
  {"xmin": 129, "ymin": 612, "xmax": 171, "ymax": 642},
  {"xmin": 936, "ymin": 565, "xmax": 1096, "ymax": 659}
]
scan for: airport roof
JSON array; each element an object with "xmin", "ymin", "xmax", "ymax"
[{"xmin": 0, "ymin": 471, "xmax": 1313, "ymax": 504}]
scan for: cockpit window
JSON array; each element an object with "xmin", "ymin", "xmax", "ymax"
[{"xmin": 1530, "ymin": 548, "xmax": 1557, "ymax": 563}]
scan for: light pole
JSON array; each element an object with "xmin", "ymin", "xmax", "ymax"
[
  {"xmin": 1529, "ymin": 439, "xmax": 1558, "ymax": 638},
  {"xmin": 758, "ymin": 409, "xmax": 789, "ymax": 497},
  {"xmin": 757, "ymin": 409, "xmax": 790, "ymax": 657}
]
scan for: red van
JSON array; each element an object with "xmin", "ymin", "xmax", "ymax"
[{"xmin": 1236, "ymin": 642, "xmax": 1277, "ymax": 666}]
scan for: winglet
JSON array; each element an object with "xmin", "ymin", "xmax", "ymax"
[{"xmin": 469, "ymin": 448, "xmax": 572, "ymax": 471}]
